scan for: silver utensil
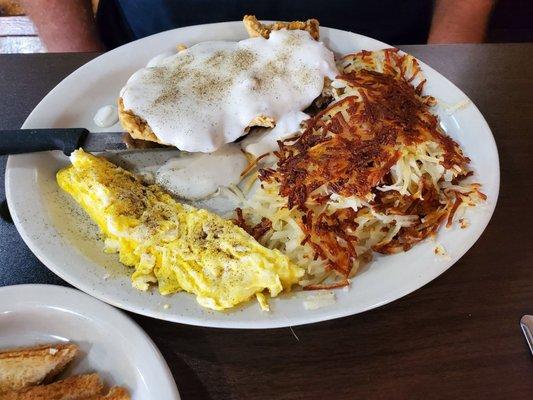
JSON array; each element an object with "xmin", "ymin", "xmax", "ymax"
[
  {"xmin": 0, "ymin": 128, "xmax": 128, "ymax": 155},
  {"xmin": 520, "ymin": 315, "xmax": 533, "ymax": 355}
]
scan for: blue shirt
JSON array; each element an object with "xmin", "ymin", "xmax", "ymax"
[{"xmin": 96, "ymin": 0, "xmax": 433, "ymax": 48}]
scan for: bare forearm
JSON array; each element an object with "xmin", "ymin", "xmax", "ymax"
[
  {"xmin": 21, "ymin": 0, "xmax": 103, "ymax": 52},
  {"xmin": 428, "ymin": 0, "xmax": 495, "ymax": 44}
]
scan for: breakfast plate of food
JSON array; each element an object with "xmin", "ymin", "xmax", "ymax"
[
  {"xmin": 0, "ymin": 284, "xmax": 180, "ymax": 399},
  {"xmin": 5, "ymin": 16, "xmax": 499, "ymax": 328}
]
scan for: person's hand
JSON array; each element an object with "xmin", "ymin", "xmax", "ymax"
[
  {"xmin": 428, "ymin": 0, "xmax": 495, "ymax": 44},
  {"xmin": 21, "ymin": 0, "xmax": 104, "ymax": 52}
]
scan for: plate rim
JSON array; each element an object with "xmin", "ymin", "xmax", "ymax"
[
  {"xmin": 6, "ymin": 21, "xmax": 500, "ymax": 329},
  {"xmin": 0, "ymin": 283, "xmax": 180, "ymax": 399}
]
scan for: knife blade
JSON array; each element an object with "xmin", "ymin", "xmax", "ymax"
[{"xmin": 0, "ymin": 128, "xmax": 129, "ymax": 155}]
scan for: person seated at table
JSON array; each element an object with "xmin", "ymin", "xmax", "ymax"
[{"xmin": 21, "ymin": 0, "xmax": 495, "ymax": 52}]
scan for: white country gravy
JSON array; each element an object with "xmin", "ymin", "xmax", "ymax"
[
  {"xmin": 155, "ymin": 144, "xmax": 248, "ymax": 201},
  {"xmin": 121, "ymin": 30, "xmax": 338, "ymax": 152},
  {"xmin": 241, "ymin": 111, "xmax": 309, "ymax": 158},
  {"xmin": 93, "ymin": 105, "xmax": 118, "ymax": 128}
]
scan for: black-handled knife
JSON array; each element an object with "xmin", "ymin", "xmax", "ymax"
[{"xmin": 0, "ymin": 128, "xmax": 128, "ymax": 155}]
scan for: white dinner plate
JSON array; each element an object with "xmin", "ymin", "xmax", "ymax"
[
  {"xmin": 0, "ymin": 284, "xmax": 180, "ymax": 399},
  {"xmin": 5, "ymin": 22, "xmax": 499, "ymax": 328}
]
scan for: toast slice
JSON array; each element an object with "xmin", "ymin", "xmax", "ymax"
[
  {"xmin": 0, "ymin": 373, "xmax": 103, "ymax": 400},
  {"xmin": 0, "ymin": 344, "xmax": 79, "ymax": 393},
  {"xmin": 81, "ymin": 387, "xmax": 130, "ymax": 400}
]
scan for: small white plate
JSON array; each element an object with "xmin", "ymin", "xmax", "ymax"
[
  {"xmin": 5, "ymin": 22, "xmax": 499, "ymax": 328},
  {"xmin": 0, "ymin": 284, "xmax": 180, "ymax": 399}
]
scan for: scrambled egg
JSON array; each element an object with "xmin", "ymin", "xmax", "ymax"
[{"xmin": 57, "ymin": 149, "xmax": 303, "ymax": 311}]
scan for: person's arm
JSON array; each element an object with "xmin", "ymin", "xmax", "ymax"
[
  {"xmin": 428, "ymin": 0, "xmax": 495, "ymax": 44},
  {"xmin": 21, "ymin": 0, "xmax": 104, "ymax": 52}
]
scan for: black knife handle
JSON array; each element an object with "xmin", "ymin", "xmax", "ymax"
[{"xmin": 0, "ymin": 128, "xmax": 89, "ymax": 155}]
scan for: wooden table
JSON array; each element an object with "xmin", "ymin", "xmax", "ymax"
[{"xmin": 1, "ymin": 44, "xmax": 532, "ymax": 399}]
